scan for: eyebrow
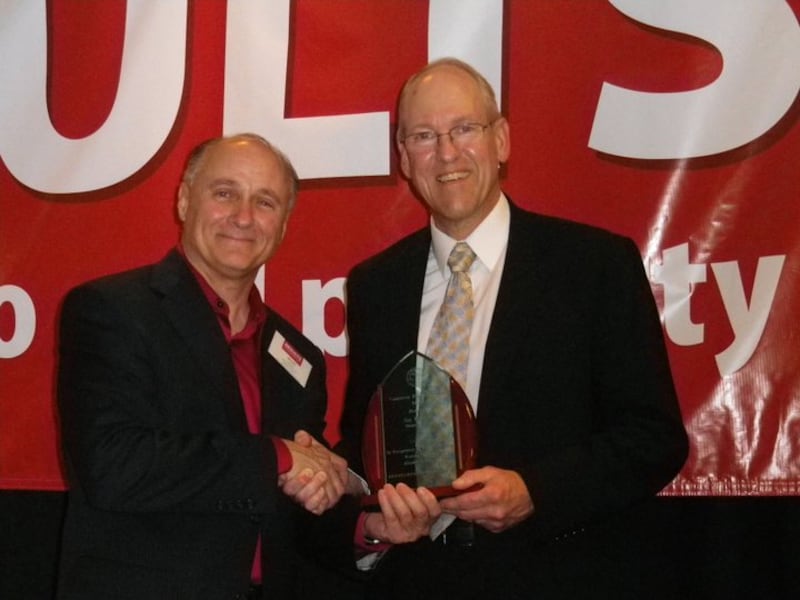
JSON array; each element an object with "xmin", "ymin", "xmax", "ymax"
[
  {"xmin": 207, "ymin": 178, "xmax": 239, "ymax": 188},
  {"xmin": 206, "ymin": 178, "xmax": 282, "ymax": 201},
  {"xmin": 408, "ymin": 115, "xmax": 481, "ymax": 130}
]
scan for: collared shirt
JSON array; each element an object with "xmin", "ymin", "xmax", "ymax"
[
  {"xmin": 417, "ymin": 193, "xmax": 510, "ymax": 413},
  {"xmin": 180, "ymin": 247, "xmax": 267, "ymax": 434},
  {"xmin": 356, "ymin": 197, "xmax": 510, "ymax": 563},
  {"xmin": 178, "ymin": 248, "xmax": 290, "ymax": 584},
  {"xmin": 202, "ymin": 281, "xmax": 266, "ymax": 433},
  {"xmin": 177, "ymin": 247, "xmax": 291, "ymax": 471}
]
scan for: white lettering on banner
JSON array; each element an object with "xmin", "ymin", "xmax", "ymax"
[
  {"xmin": 0, "ymin": 1, "xmax": 503, "ymax": 188},
  {"xmin": 223, "ymin": 0, "xmax": 390, "ymax": 180},
  {"xmin": 297, "ymin": 244, "xmax": 785, "ymax": 376},
  {"xmin": 428, "ymin": 0, "xmax": 504, "ymax": 106},
  {"xmin": 3, "ymin": 2, "xmax": 800, "ymax": 188},
  {"xmin": 301, "ymin": 278, "xmax": 346, "ymax": 357},
  {"xmin": 255, "ymin": 265, "xmax": 266, "ymax": 301},
  {"xmin": 223, "ymin": 0, "xmax": 504, "ymax": 180},
  {"xmin": 711, "ymin": 255, "xmax": 785, "ymax": 375},
  {"xmin": 0, "ymin": 285, "xmax": 36, "ymax": 358},
  {"xmin": 590, "ymin": 0, "xmax": 800, "ymax": 159},
  {"xmin": 650, "ymin": 243, "xmax": 786, "ymax": 375},
  {"xmin": 0, "ymin": 1, "xmax": 186, "ymax": 194},
  {"xmin": 651, "ymin": 244, "xmax": 707, "ymax": 346}
]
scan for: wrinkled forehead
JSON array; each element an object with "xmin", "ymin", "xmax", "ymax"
[
  {"xmin": 193, "ymin": 143, "xmax": 289, "ymax": 197},
  {"xmin": 191, "ymin": 138, "xmax": 297, "ymax": 207},
  {"xmin": 197, "ymin": 142, "xmax": 276, "ymax": 183},
  {"xmin": 201, "ymin": 139, "xmax": 273, "ymax": 169},
  {"xmin": 398, "ymin": 66, "xmax": 492, "ymax": 130}
]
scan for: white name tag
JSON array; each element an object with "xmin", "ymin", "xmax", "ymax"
[{"xmin": 268, "ymin": 331, "xmax": 312, "ymax": 388}]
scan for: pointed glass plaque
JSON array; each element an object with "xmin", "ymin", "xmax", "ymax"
[{"xmin": 360, "ymin": 351, "xmax": 478, "ymax": 506}]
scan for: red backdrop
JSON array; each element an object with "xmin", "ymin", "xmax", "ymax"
[{"xmin": 2, "ymin": 0, "xmax": 799, "ymax": 496}]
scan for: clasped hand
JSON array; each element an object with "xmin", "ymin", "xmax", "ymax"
[
  {"xmin": 362, "ymin": 467, "xmax": 532, "ymax": 544},
  {"xmin": 439, "ymin": 466, "xmax": 534, "ymax": 533},
  {"xmin": 280, "ymin": 430, "xmax": 348, "ymax": 515},
  {"xmin": 363, "ymin": 483, "xmax": 442, "ymax": 544}
]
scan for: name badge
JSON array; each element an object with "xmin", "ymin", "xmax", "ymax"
[{"xmin": 268, "ymin": 331, "xmax": 312, "ymax": 388}]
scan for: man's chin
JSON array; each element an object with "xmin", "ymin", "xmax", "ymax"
[{"xmin": 213, "ymin": 257, "xmax": 265, "ymax": 281}]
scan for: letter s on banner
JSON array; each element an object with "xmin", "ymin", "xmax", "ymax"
[
  {"xmin": 0, "ymin": 1, "xmax": 186, "ymax": 194},
  {"xmin": 589, "ymin": 0, "xmax": 800, "ymax": 159},
  {"xmin": 0, "ymin": 285, "xmax": 35, "ymax": 359}
]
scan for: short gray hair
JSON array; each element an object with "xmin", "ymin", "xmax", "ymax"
[{"xmin": 182, "ymin": 133, "xmax": 300, "ymax": 208}]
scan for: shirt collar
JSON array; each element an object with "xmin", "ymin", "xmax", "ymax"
[
  {"xmin": 429, "ymin": 193, "xmax": 510, "ymax": 277},
  {"xmin": 176, "ymin": 244, "xmax": 267, "ymax": 334}
]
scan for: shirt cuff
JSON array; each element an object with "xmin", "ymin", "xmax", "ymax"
[
  {"xmin": 353, "ymin": 512, "xmax": 392, "ymax": 553},
  {"xmin": 270, "ymin": 437, "xmax": 293, "ymax": 475}
]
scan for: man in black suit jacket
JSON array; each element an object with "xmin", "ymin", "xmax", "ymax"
[
  {"xmin": 57, "ymin": 134, "xmax": 359, "ymax": 599},
  {"xmin": 339, "ymin": 59, "xmax": 689, "ymax": 598}
]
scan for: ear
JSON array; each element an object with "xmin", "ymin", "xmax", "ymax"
[
  {"xmin": 279, "ymin": 216, "xmax": 289, "ymax": 244},
  {"xmin": 177, "ymin": 182, "xmax": 189, "ymax": 222},
  {"xmin": 398, "ymin": 141, "xmax": 412, "ymax": 179},
  {"xmin": 493, "ymin": 117, "xmax": 510, "ymax": 163}
]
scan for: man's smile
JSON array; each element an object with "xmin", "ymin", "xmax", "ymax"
[{"xmin": 437, "ymin": 170, "xmax": 469, "ymax": 183}]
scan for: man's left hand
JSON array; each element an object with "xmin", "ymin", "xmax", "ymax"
[
  {"xmin": 363, "ymin": 483, "xmax": 442, "ymax": 544},
  {"xmin": 439, "ymin": 466, "xmax": 534, "ymax": 533}
]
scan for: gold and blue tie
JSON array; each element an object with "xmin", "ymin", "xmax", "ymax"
[
  {"xmin": 426, "ymin": 241, "xmax": 477, "ymax": 389},
  {"xmin": 416, "ymin": 242, "xmax": 477, "ymax": 486}
]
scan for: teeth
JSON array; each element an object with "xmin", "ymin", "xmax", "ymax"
[{"xmin": 437, "ymin": 171, "xmax": 467, "ymax": 182}]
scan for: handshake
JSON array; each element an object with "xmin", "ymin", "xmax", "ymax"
[
  {"xmin": 278, "ymin": 430, "xmax": 443, "ymax": 545},
  {"xmin": 278, "ymin": 430, "xmax": 353, "ymax": 515}
]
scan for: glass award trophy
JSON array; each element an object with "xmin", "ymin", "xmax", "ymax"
[{"xmin": 360, "ymin": 351, "xmax": 478, "ymax": 507}]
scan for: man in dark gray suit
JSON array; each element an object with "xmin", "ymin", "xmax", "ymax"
[
  {"xmin": 339, "ymin": 58, "xmax": 689, "ymax": 599},
  {"xmin": 57, "ymin": 134, "xmax": 358, "ymax": 599}
]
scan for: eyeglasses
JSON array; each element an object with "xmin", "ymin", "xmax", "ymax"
[{"xmin": 401, "ymin": 121, "xmax": 494, "ymax": 152}]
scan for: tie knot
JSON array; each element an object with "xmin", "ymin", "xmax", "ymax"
[{"xmin": 448, "ymin": 242, "xmax": 476, "ymax": 273}]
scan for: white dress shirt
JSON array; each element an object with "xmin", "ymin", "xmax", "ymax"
[{"xmin": 417, "ymin": 194, "xmax": 510, "ymax": 414}]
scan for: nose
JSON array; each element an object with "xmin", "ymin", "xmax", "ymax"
[
  {"xmin": 230, "ymin": 198, "xmax": 255, "ymax": 226},
  {"xmin": 435, "ymin": 131, "xmax": 459, "ymax": 161}
]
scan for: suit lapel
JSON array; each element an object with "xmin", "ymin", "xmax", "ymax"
[
  {"xmin": 478, "ymin": 205, "xmax": 549, "ymax": 428},
  {"xmin": 260, "ymin": 314, "xmax": 292, "ymax": 437},
  {"xmin": 387, "ymin": 230, "xmax": 431, "ymax": 368},
  {"xmin": 149, "ymin": 250, "xmax": 246, "ymax": 429}
]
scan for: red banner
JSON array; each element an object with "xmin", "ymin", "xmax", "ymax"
[{"xmin": 2, "ymin": 1, "xmax": 799, "ymax": 495}]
